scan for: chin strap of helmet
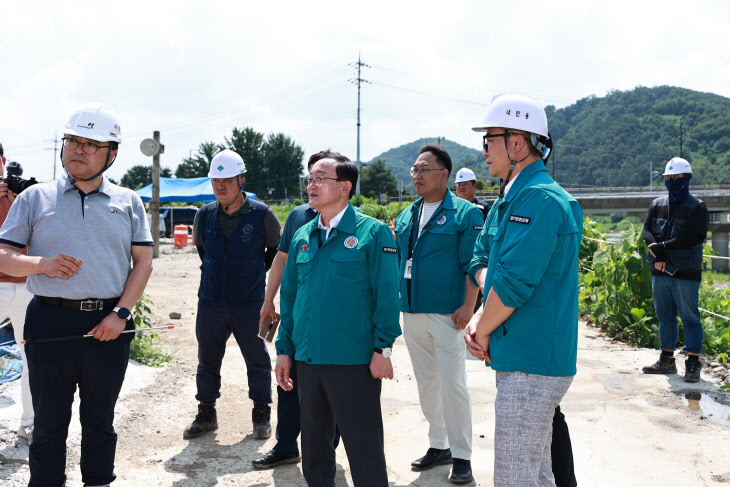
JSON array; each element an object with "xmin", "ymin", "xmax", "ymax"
[
  {"xmin": 61, "ymin": 145, "xmax": 117, "ymax": 185},
  {"xmin": 498, "ymin": 132, "xmax": 531, "ymax": 199}
]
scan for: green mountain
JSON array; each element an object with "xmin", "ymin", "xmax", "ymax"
[
  {"xmin": 369, "ymin": 86, "xmax": 730, "ymax": 189},
  {"xmin": 367, "ymin": 137, "xmax": 489, "ymax": 189},
  {"xmin": 546, "ymin": 86, "xmax": 730, "ymax": 187}
]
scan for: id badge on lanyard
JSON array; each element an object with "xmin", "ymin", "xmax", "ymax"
[{"xmin": 405, "ymin": 204, "xmax": 424, "ymax": 280}]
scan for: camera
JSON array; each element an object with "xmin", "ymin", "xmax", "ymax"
[{"xmin": 1, "ymin": 161, "xmax": 38, "ymax": 194}]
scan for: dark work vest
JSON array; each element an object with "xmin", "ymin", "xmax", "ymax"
[
  {"xmin": 650, "ymin": 195, "xmax": 704, "ymax": 273},
  {"xmin": 197, "ymin": 199, "xmax": 268, "ymax": 304}
]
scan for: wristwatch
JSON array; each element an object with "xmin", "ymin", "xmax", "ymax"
[
  {"xmin": 113, "ymin": 307, "xmax": 131, "ymax": 320},
  {"xmin": 374, "ymin": 347, "xmax": 392, "ymax": 358}
]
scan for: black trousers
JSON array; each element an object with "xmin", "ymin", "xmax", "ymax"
[
  {"xmin": 195, "ymin": 300, "xmax": 271, "ymax": 404},
  {"xmin": 275, "ymin": 356, "xmax": 341, "ymax": 454},
  {"xmin": 552, "ymin": 406, "xmax": 577, "ymax": 487},
  {"xmin": 297, "ymin": 361, "xmax": 387, "ymax": 487},
  {"xmin": 24, "ymin": 297, "xmax": 133, "ymax": 487}
]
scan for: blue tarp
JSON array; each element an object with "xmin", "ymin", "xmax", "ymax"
[
  {"xmin": 0, "ymin": 322, "xmax": 22, "ymax": 384},
  {"xmin": 135, "ymin": 177, "xmax": 257, "ymax": 203}
]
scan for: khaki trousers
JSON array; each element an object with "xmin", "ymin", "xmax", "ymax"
[{"xmin": 403, "ymin": 312, "xmax": 472, "ymax": 459}]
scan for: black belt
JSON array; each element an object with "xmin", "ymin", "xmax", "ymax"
[{"xmin": 35, "ymin": 295, "xmax": 120, "ymax": 311}]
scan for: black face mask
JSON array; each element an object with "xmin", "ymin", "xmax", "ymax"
[{"xmin": 665, "ymin": 176, "xmax": 691, "ymax": 202}]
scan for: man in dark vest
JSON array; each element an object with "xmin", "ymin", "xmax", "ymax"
[
  {"xmin": 184, "ymin": 149, "xmax": 282, "ymax": 439},
  {"xmin": 642, "ymin": 157, "xmax": 708, "ymax": 382}
]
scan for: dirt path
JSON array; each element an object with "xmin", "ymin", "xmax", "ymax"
[{"xmin": 2, "ymin": 245, "xmax": 730, "ymax": 486}]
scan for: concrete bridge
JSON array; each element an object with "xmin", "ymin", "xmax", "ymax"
[{"xmin": 478, "ymin": 188, "xmax": 730, "ymax": 270}]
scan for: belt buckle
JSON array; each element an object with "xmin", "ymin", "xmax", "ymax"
[{"xmin": 80, "ymin": 300, "xmax": 101, "ymax": 311}]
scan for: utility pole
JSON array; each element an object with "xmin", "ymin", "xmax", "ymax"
[
  {"xmin": 649, "ymin": 160, "xmax": 653, "ymax": 189},
  {"xmin": 263, "ymin": 167, "xmax": 270, "ymax": 199},
  {"xmin": 44, "ymin": 131, "xmax": 61, "ymax": 179},
  {"xmin": 349, "ymin": 53, "xmax": 370, "ymax": 197},
  {"xmin": 680, "ymin": 121, "xmax": 683, "ymax": 158},
  {"xmin": 152, "ymin": 131, "xmax": 161, "ymax": 258}
]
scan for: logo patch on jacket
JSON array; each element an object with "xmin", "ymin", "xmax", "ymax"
[
  {"xmin": 509, "ymin": 215, "xmax": 531, "ymax": 224},
  {"xmin": 344, "ymin": 236, "xmax": 358, "ymax": 248},
  {"xmin": 473, "ymin": 225, "xmax": 484, "ymax": 231},
  {"xmin": 436, "ymin": 215, "xmax": 446, "ymax": 225},
  {"xmin": 382, "ymin": 247, "xmax": 397, "ymax": 254}
]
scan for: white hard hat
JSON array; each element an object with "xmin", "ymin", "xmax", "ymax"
[
  {"xmin": 472, "ymin": 93, "xmax": 548, "ymax": 137},
  {"xmin": 663, "ymin": 157, "xmax": 692, "ymax": 175},
  {"xmin": 455, "ymin": 167, "xmax": 477, "ymax": 182},
  {"xmin": 208, "ymin": 149, "xmax": 247, "ymax": 178},
  {"xmin": 63, "ymin": 103, "xmax": 122, "ymax": 143}
]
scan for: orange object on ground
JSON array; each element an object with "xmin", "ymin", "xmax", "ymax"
[{"xmin": 174, "ymin": 225, "xmax": 188, "ymax": 247}]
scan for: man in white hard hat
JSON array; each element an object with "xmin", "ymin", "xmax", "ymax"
[
  {"xmin": 642, "ymin": 157, "xmax": 708, "ymax": 382},
  {"xmin": 185, "ymin": 149, "xmax": 281, "ymax": 441},
  {"xmin": 454, "ymin": 167, "xmax": 490, "ymax": 222},
  {"xmin": 465, "ymin": 94, "xmax": 582, "ymax": 487},
  {"xmin": 0, "ymin": 144, "xmax": 34, "ymax": 444},
  {"xmin": 0, "ymin": 103, "xmax": 154, "ymax": 487}
]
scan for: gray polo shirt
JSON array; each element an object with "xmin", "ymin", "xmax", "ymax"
[{"xmin": 0, "ymin": 175, "xmax": 153, "ymax": 299}]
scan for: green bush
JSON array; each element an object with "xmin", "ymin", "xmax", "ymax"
[{"xmin": 130, "ymin": 294, "xmax": 173, "ymax": 367}]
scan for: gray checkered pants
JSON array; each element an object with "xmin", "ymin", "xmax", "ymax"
[{"xmin": 494, "ymin": 371, "xmax": 573, "ymax": 487}]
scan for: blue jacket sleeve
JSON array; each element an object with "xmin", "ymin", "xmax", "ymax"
[
  {"xmin": 459, "ymin": 205, "xmax": 485, "ymax": 275},
  {"xmin": 368, "ymin": 223, "xmax": 402, "ymax": 348},
  {"xmin": 491, "ymin": 190, "xmax": 564, "ymax": 309},
  {"xmin": 468, "ymin": 227, "xmax": 490, "ymax": 287}
]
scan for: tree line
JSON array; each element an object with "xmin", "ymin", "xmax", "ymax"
[{"xmin": 119, "ymin": 126, "xmax": 404, "ymax": 202}]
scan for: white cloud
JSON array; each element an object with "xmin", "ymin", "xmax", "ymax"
[{"xmin": 2, "ymin": 0, "xmax": 729, "ymax": 182}]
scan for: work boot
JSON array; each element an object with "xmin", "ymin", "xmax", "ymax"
[
  {"xmin": 684, "ymin": 359, "xmax": 702, "ymax": 383},
  {"xmin": 252, "ymin": 404, "xmax": 272, "ymax": 439},
  {"xmin": 642, "ymin": 355, "xmax": 677, "ymax": 374},
  {"xmin": 183, "ymin": 404, "xmax": 218, "ymax": 439}
]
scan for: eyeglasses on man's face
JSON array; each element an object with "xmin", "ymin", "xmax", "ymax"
[
  {"xmin": 62, "ymin": 137, "xmax": 111, "ymax": 155},
  {"xmin": 410, "ymin": 166, "xmax": 445, "ymax": 177},
  {"xmin": 665, "ymin": 174, "xmax": 686, "ymax": 180},
  {"xmin": 305, "ymin": 175, "xmax": 342, "ymax": 187},
  {"xmin": 482, "ymin": 132, "xmax": 520, "ymax": 152}
]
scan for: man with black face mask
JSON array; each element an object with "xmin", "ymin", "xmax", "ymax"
[{"xmin": 642, "ymin": 157, "xmax": 708, "ymax": 382}]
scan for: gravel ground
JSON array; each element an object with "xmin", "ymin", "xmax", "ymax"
[{"xmin": 1, "ymin": 246, "xmax": 729, "ymax": 486}]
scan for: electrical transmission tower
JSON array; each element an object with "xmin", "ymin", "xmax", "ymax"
[{"xmin": 349, "ymin": 53, "xmax": 370, "ymax": 197}]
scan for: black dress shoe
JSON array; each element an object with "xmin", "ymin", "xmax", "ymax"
[
  {"xmin": 251, "ymin": 448, "xmax": 301, "ymax": 469},
  {"xmin": 411, "ymin": 448, "xmax": 453, "ymax": 471},
  {"xmin": 450, "ymin": 458, "xmax": 473, "ymax": 484}
]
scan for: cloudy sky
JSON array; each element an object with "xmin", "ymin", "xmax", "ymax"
[{"xmin": 2, "ymin": 0, "xmax": 728, "ymax": 183}]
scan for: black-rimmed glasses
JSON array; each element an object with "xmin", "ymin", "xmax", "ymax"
[
  {"xmin": 482, "ymin": 132, "xmax": 520, "ymax": 152},
  {"xmin": 62, "ymin": 137, "xmax": 111, "ymax": 155}
]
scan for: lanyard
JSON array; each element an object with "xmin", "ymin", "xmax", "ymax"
[{"xmin": 408, "ymin": 202, "xmax": 425, "ymax": 259}]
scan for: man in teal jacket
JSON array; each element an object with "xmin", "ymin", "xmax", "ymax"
[
  {"xmin": 464, "ymin": 94, "xmax": 582, "ymax": 487},
  {"xmin": 275, "ymin": 151, "xmax": 401, "ymax": 487},
  {"xmin": 394, "ymin": 143, "xmax": 483, "ymax": 484}
]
